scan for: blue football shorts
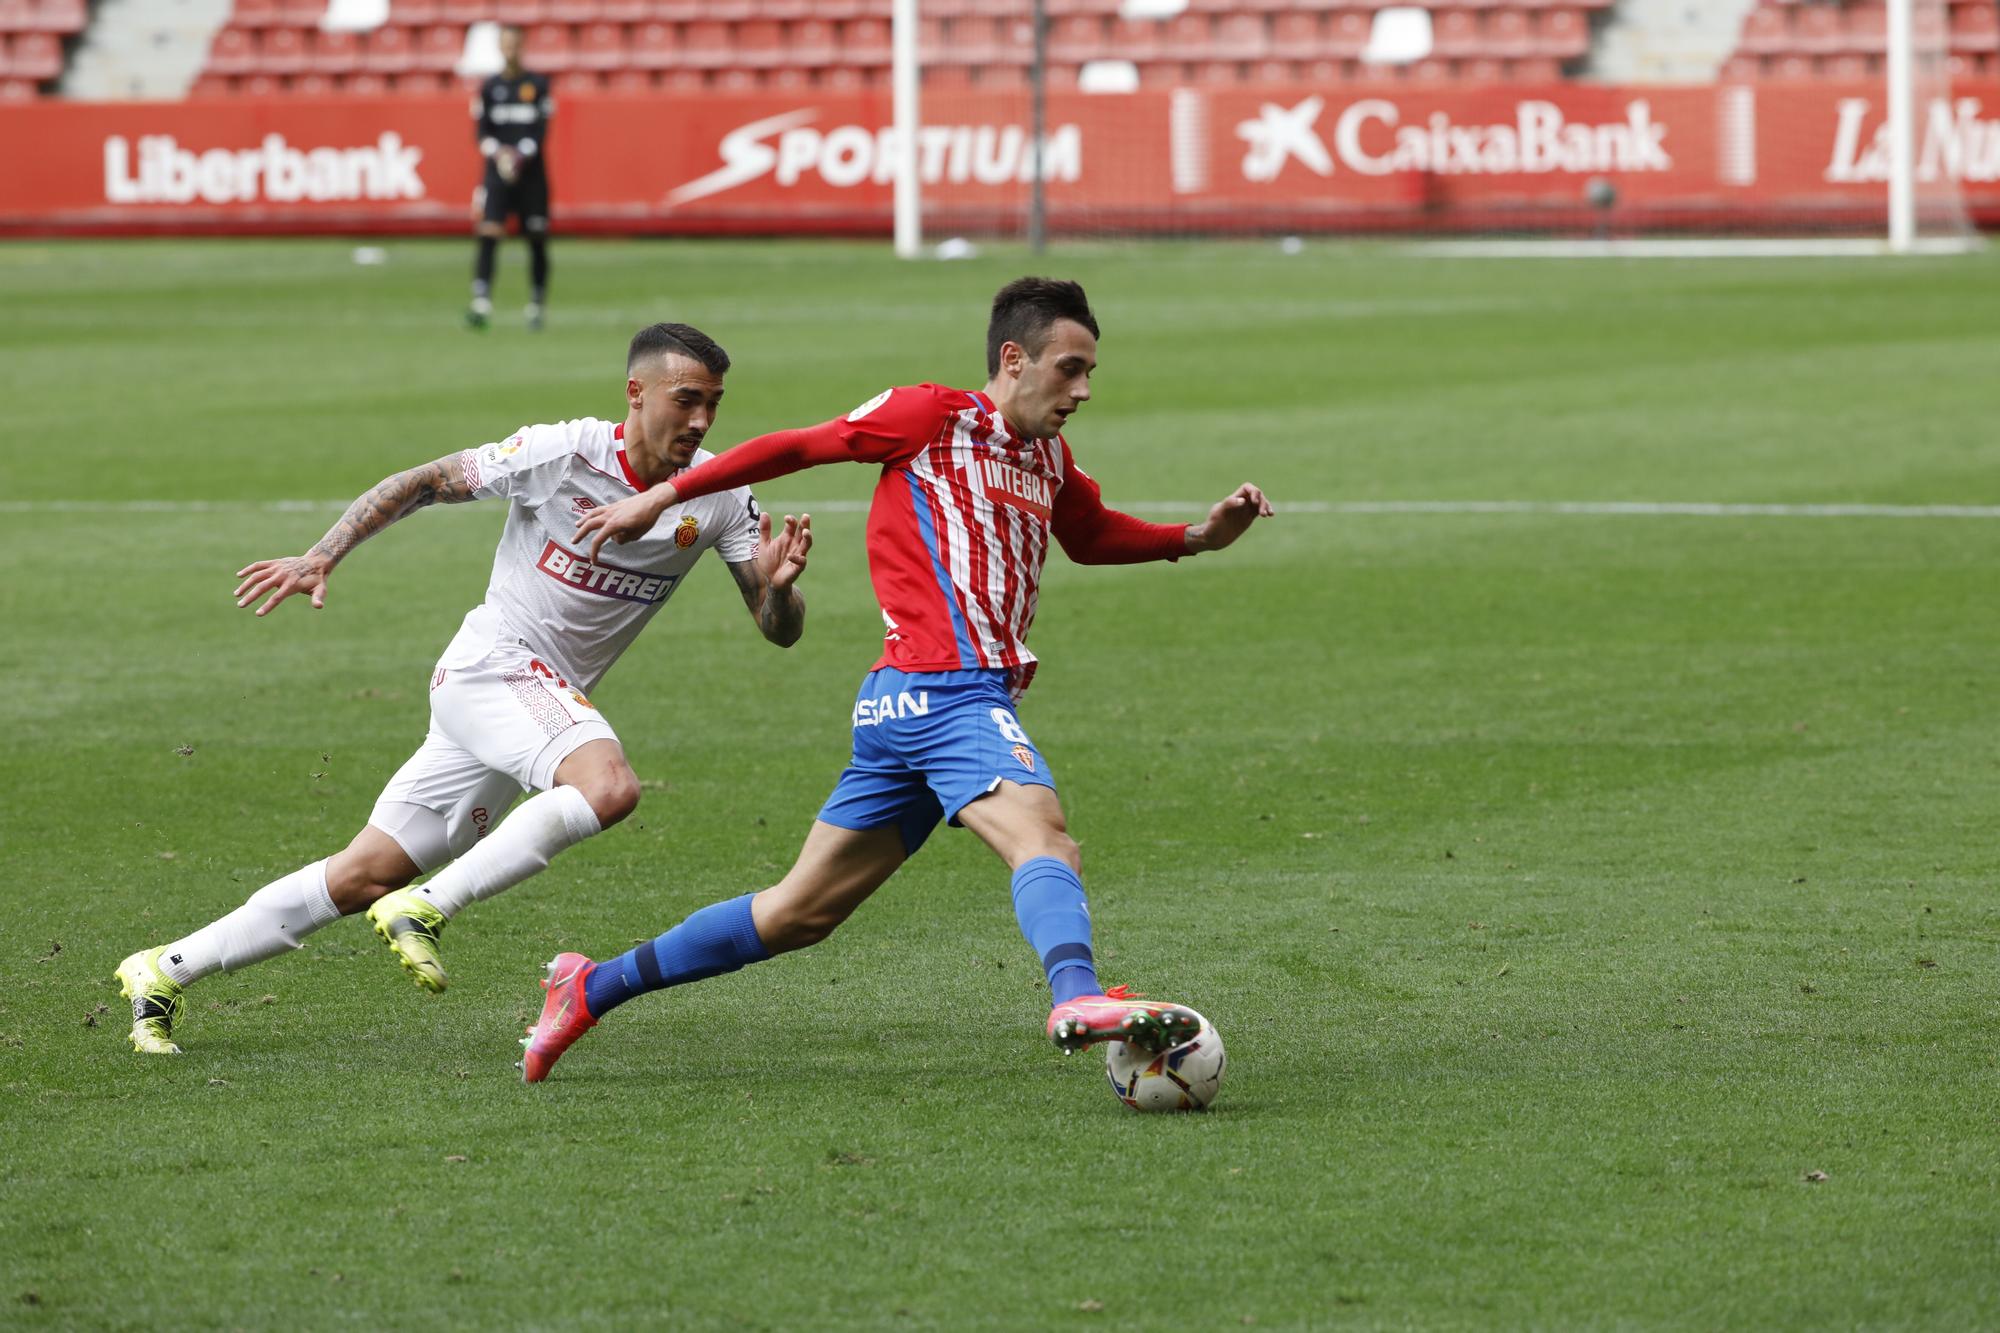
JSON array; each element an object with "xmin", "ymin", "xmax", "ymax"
[{"xmin": 817, "ymin": 667, "xmax": 1057, "ymax": 855}]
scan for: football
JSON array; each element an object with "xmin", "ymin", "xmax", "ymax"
[{"xmin": 1105, "ymin": 1012, "xmax": 1226, "ymax": 1112}]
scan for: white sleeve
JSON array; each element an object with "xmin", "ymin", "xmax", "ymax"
[
  {"xmin": 459, "ymin": 423, "xmax": 574, "ymax": 508},
  {"xmin": 714, "ymin": 487, "xmax": 761, "ymax": 564}
]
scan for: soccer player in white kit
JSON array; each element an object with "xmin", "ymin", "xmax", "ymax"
[{"xmin": 113, "ymin": 323, "xmax": 814, "ymax": 1055}]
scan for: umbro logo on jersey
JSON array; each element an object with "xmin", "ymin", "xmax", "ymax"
[
  {"xmin": 571, "ymin": 496, "xmax": 598, "ymax": 519},
  {"xmin": 536, "ymin": 540, "xmax": 676, "ymax": 604},
  {"xmin": 970, "ymin": 457, "xmax": 1053, "ymax": 520}
]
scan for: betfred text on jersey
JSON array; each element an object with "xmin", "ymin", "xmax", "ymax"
[
  {"xmin": 536, "ymin": 540, "xmax": 677, "ymax": 604},
  {"xmin": 103, "ymin": 132, "xmax": 425, "ymax": 205}
]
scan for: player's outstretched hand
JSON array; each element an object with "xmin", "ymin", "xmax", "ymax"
[
  {"xmin": 756, "ymin": 511, "xmax": 813, "ymax": 591},
  {"xmin": 1188, "ymin": 483, "xmax": 1275, "ymax": 554},
  {"xmin": 574, "ymin": 486, "xmax": 675, "ymax": 564},
  {"xmin": 234, "ymin": 553, "xmax": 332, "ymax": 616}
]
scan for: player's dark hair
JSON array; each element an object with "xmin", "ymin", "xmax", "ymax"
[
  {"xmin": 986, "ymin": 277, "xmax": 1098, "ymax": 376},
  {"xmin": 627, "ymin": 322, "xmax": 730, "ymax": 377}
]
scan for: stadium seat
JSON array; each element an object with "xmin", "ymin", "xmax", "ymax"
[
  {"xmin": 1792, "ymin": 3, "xmax": 1843, "ymax": 55},
  {"xmin": 1737, "ymin": 5, "xmax": 1789, "ymax": 56},
  {"xmin": 0, "ymin": 0, "xmax": 31, "ymax": 31},
  {"xmin": 440, "ymin": 0, "xmax": 486, "ymax": 22},
  {"xmin": 1104, "ymin": 16, "xmax": 1163, "ymax": 61},
  {"xmin": 1162, "ymin": 12, "xmax": 1211, "ymax": 58},
  {"xmin": 680, "ymin": 19, "xmax": 731, "ymax": 67},
  {"xmin": 711, "ymin": 65, "xmax": 755, "ymax": 89},
  {"xmin": 1508, "ymin": 54, "xmax": 1561, "ymax": 80},
  {"xmin": 574, "ymin": 19, "xmax": 625, "ymax": 69},
  {"xmin": 1048, "ymin": 14, "xmax": 1102, "ymax": 62},
  {"xmin": 242, "ymin": 72, "xmax": 280, "ymax": 94},
  {"xmin": 1953, "ymin": 1, "xmax": 1998, "ymax": 53},
  {"xmin": 1486, "ymin": 8, "xmax": 1530, "ymax": 57},
  {"xmin": 261, "ymin": 25, "xmax": 309, "ymax": 74},
  {"xmin": 390, "ymin": 68, "xmax": 448, "ymax": 91},
  {"xmin": 1212, "ymin": 11, "xmax": 1268, "ymax": 59},
  {"xmin": 736, "ymin": 17, "xmax": 785, "ymax": 65},
  {"xmin": 839, "ymin": 16, "xmax": 890, "ymax": 63},
  {"xmin": 547, "ymin": 0, "xmax": 599, "ymax": 20},
  {"xmin": 277, "ymin": 0, "xmax": 328, "ymax": 25},
  {"xmin": 786, "ymin": 17, "xmax": 837, "ymax": 64},
  {"xmin": 630, "ymin": 20, "xmax": 675, "ymax": 68},
  {"xmin": 652, "ymin": 0, "xmax": 701, "ymax": 19},
  {"xmin": 1460, "ymin": 54, "xmax": 1502, "ymax": 81},
  {"xmin": 761, "ymin": 0, "xmax": 814, "ymax": 19},
  {"xmin": 311, "ymin": 27, "xmax": 361, "ymax": 73},
  {"xmin": 1325, "ymin": 10, "xmax": 1370, "ymax": 57},
  {"xmin": 415, "ymin": 22, "xmax": 459, "ymax": 70},
  {"xmin": 361, "ymin": 22, "xmax": 413, "ymax": 72},
  {"xmin": 1268, "ymin": 11, "xmax": 1321, "ymax": 59},
  {"xmin": 1769, "ymin": 51, "xmax": 1813, "ymax": 79},
  {"xmin": 1532, "ymin": 8, "xmax": 1587, "ymax": 59},
  {"xmin": 290, "ymin": 69, "xmax": 332, "ymax": 93},
  {"xmin": 525, "ymin": 21, "xmax": 573, "ymax": 69},
  {"xmin": 229, "ymin": 0, "xmax": 279, "ymax": 23},
  {"xmin": 656, "ymin": 65, "xmax": 702, "ymax": 90},
  {"xmin": 208, "ymin": 26, "xmax": 257, "ymax": 74},
  {"xmin": 604, "ymin": 64, "xmax": 652, "ymax": 91},
  {"xmin": 1822, "ymin": 51, "xmax": 1869, "ymax": 78},
  {"xmin": 343, "ymin": 68, "xmax": 387, "ymax": 93},
  {"xmin": 387, "ymin": 0, "xmax": 440, "ymax": 22},
  {"xmin": 189, "ymin": 71, "xmax": 234, "ymax": 96},
  {"xmin": 9, "ymin": 29, "xmax": 56, "ymax": 77},
  {"xmin": 553, "ymin": 67, "xmax": 600, "ymax": 93},
  {"xmin": 496, "ymin": 0, "xmax": 548, "ymax": 23},
  {"xmin": 600, "ymin": 0, "xmax": 646, "ymax": 19},
  {"xmin": 1845, "ymin": 4, "xmax": 1886, "ymax": 55},
  {"xmin": 32, "ymin": 0, "xmax": 84, "ymax": 34},
  {"xmin": 1430, "ymin": 8, "xmax": 1481, "ymax": 57}
]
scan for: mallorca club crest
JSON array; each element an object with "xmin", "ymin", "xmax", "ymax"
[
  {"xmin": 1012, "ymin": 744, "xmax": 1036, "ymax": 772},
  {"xmin": 675, "ymin": 516, "xmax": 700, "ymax": 549}
]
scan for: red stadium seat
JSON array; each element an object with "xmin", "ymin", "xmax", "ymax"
[
  {"xmin": 415, "ymin": 23, "xmax": 459, "ymax": 71},
  {"xmin": 573, "ymin": 19, "xmax": 625, "ymax": 68},
  {"xmin": 1212, "ymin": 11, "xmax": 1267, "ymax": 59},
  {"xmin": 762, "ymin": 0, "xmax": 814, "ymax": 18},
  {"xmin": 1103, "ymin": 15, "xmax": 1162, "ymax": 61},
  {"xmin": 388, "ymin": 0, "xmax": 441, "ymax": 22},
  {"xmin": 711, "ymin": 64, "xmax": 755, "ymax": 89},
  {"xmin": 361, "ymin": 23, "xmax": 413, "ymax": 72},
  {"xmin": 276, "ymin": 0, "xmax": 327, "ymax": 25},
  {"xmin": 1268, "ymin": 12, "xmax": 1320, "ymax": 59},
  {"xmin": 839, "ymin": 15, "xmax": 890, "ymax": 64},
  {"xmin": 1532, "ymin": 8, "xmax": 1587, "ymax": 58},
  {"xmin": 260, "ymin": 25, "xmax": 309, "ymax": 74},
  {"xmin": 1507, "ymin": 55, "xmax": 1561, "ymax": 81},
  {"xmin": 0, "ymin": 0, "xmax": 31, "ymax": 32},
  {"xmin": 1843, "ymin": 4, "xmax": 1885, "ymax": 55},
  {"xmin": 1486, "ymin": 7, "xmax": 1530, "ymax": 57},
  {"xmin": 343, "ymin": 68, "xmax": 388, "ymax": 93},
  {"xmin": 496, "ymin": 0, "xmax": 548, "ymax": 23},
  {"xmin": 290, "ymin": 69, "xmax": 332, "ymax": 93},
  {"xmin": 1430, "ymin": 8, "xmax": 1481, "ymax": 57},
  {"xmin": 1792, "ymin": 3, "xmax": 1842, "ymax": 55},
  {"xmin": 652, "ymin": 0, "xmax": 702, "ymax": 20},
  {"xmin": 600, "ymin": 0, "xmax": 645, "ymax": 19},
  {"xmin": 31, "ymin": 0, "xmax": 85, "ymax": 33},
  {"xmin": 1769, "ymin": 52, "xmax": 1813, "ymax": 79},
  {"xmin": 8, "ymin": 28, "xmax": 55, "ymax": 76},
  {"xmin": 1411, "ymin": 56, "xmax": 1454, "ymax": 81},
  {"xmin": 547, "ymin": 0, "xmax": 600, "ymax": 20},
  {"xmin": 440, "ymin": 0, "xmax": 485, "ymax": 22},
  {"xmin": 208, "ymin": 25, "xmax": 257, "ymax": 74},
  {"xmin": 1822, "ymin": 51, "xmax": 1869, "ymax": 78},
  {"xmin": 786, "ymin": 17, "xmax": 836, "ymax": 64},
  {"xmin": 1161, "ymin": 12, "xmax": 1210, "ymax": 57},
  {"xmin": 1048, "ymin": 14, "xmax": 1101, "ymax": 62},
  {"xmin": 1719, "ymin": 53, "xmax": 1759, "ymax": 81},
  {"xmin": 1325, "ymin": 10, "xmax": 1369, "ymax": 57},
  {"xmin": 1737, "ymin": 5, "xmax": 1789, "ymax": 56},
  {"xmin": 189, "ymin": 72, "xmax": 235, "ymax": 96},
  {"xmin": 1460, "ymin": 54, "xmax": 1502, "ymax": 81},
  {"xmin": 524, "ymin": 22, "xmax": 573, "ymax": 69},
  {"xmin": 242, "ymin": 72, "xmax": 280, "ymax": 94},
  {"xmin": 736, "ymin": 17, "xmax": 784, "ymax": 65},
  {"xmin": 630, "ymin": 21, "xmax": 675, "ymax": 68},
  {"xmin": 552, "ymin": 67, "xmax": 600, "ymax": 93},
  {"xmin": 310, "ymin": 27, "xmax": 360, "ymax": 73},
  {"xmin": 604, "ymin": 64, "xmax": 652, "ymax": 92},
  {"xmin": 390, "ymin": 68, "xmax": 449, "ymax": 91},
  {"xmin": 1953, "ymin": 1, "xmax": 1998, "ymax": 53},
  {"xmin": 656, "ymin": 65, "xmax": 702, "ymax": 90},
  {"xmin": 680, "ymin": 19, "xmax": 730, "ymax": 67}
]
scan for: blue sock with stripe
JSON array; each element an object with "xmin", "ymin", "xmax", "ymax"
[
  {"xmin": 583, "ymin": 893, "xmax": 770, "ymax": 1018},
  {"xmin": 1011, "ymin": 856, "xmax": 1101, "ymax": 1007}
]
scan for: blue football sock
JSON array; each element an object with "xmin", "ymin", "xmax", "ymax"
[
  {"xmin": 584, "ymin": 892, "xmax": 770, "ymax": 1018},
  {"xmin": 1011, "ymin": 856, "xmax": 1101, "ymax": 1006}
]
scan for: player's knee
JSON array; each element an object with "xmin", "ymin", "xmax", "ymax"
[
  {"xmin": 767, "ymin": 902, "xmax": 844, "ymax": 952},
  {"xmin": 1041, "ymin": 830, "xmax": 1082, "ymax": 872},
  {"xmin": 325, "ymin": 847, "xmax": 415, "ymax": 915},
  {"xmin": 580, "ymin": 769, "xmax": 641, "ymax": 827}
]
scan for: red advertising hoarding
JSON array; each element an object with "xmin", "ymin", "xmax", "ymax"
[{"xmin": 2, "ymin": 82, "xmax": 1996, "ymax": 235}]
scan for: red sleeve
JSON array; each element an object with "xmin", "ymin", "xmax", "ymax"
[
  {"xmin": 1050, "ymin": 439, "xmax": 1190, "ymax": 565},
  {"xmin": 669, "ymin": 385, "xmax": 946, "ymax": 503}
]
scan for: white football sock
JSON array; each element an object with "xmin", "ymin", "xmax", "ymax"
[
  {"xmin": 160, "ymin": 859, "xmax": 341, "ymax": 986},
  {"xmin": 414, "ymin": 785, "xmax": 602, "ymax": 919}
]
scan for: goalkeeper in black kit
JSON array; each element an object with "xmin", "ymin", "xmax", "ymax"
[{"xmin": 468, "ymin": 23, "xmax": 553, "ymax": 332}]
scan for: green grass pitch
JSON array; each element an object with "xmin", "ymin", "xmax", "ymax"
[{"xmin": 3, "ymin": 237, "xmax": 1998, "ymax": 1329}]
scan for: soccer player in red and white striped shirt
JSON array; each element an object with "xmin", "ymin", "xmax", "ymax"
[{"xmin": 520, "ymin": 278, "xmax": 1272, "ymax": 1083}]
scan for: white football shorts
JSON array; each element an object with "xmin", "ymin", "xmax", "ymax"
[{"xmin": 368, "ymin": 619, "xmax": 617, "ymax": 872}]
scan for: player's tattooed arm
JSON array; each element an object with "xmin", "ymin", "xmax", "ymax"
[
  {"xmin": 729, "ymin": 510, "xmax": 813, "ymax": 647},
  {"xmin": 233, "ymin": 453, "xmax": 476, "ymax": 617}
]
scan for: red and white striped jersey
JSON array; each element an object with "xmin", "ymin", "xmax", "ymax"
[{"xmin": 665, "ymin": 384, "xmax": 1189, "ymax": 699}]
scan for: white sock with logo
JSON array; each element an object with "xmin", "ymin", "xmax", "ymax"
[
  {"xmin": 160, "ymin": 859, "xmax": 342, "ymax": 987},
  {"xmin": 414, "ymin": 785, "xmax": 602, "ymax": 919}
]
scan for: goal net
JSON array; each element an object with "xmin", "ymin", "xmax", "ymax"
[{"xmin": 891, "ymin": 0, "xmax": 1992, "ymax": 251}]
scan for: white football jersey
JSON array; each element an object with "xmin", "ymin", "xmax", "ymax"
[{"xmin": 446, "ymin": 417, "xmax": 759, "ymax": 694}]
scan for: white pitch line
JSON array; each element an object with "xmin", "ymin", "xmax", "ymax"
[{"xmin": 2, "ymin": 499, "xmax": 1998, "ymax": 519}]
